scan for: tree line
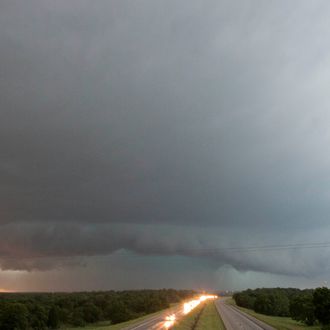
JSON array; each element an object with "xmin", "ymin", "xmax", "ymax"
[
  {"xmin": 0, "ymin": 289, "xmax": 195, "ymax": 329},
  {"xmin": 233, "ymin": 287, "xmax": 330, "ymax": 329}
]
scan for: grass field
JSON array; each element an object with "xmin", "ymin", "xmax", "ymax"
[
  {"xmin": 172, "ymin": 301, "xmax": 224, "ymax": 330},
  {"xmin": 195, "ymin": 301, "xmax": 225, "ymax": 330},
  {"xmin": 64, "ymin": 309, "xmax": 165, "ymax": 330},
  {"xmin": 171, "ymin": 303, "xmax": 205, "ymax": 330},
  {"xmin": 227, "ymin": 298, "xmax": 321, "ymax": 330}
]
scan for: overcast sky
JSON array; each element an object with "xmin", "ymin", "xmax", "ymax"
[{"xmin": 1, "ymin": 0, "xmax": 330, "ymax": 291}]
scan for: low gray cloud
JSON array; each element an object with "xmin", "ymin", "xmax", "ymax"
[
  {"xmin": 1, "ymin": 0, "xmax": 330, "ymax": 289},
  {"xmin": 1, "ymin": 222, "xmax": 330, "ymax": 280}
]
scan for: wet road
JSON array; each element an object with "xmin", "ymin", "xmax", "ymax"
[
  {"xmin": 215, "ymin": 298, "xmax": 275, "ymax": 330},
  {"xmin": 122, "ymin": 304, "xmax": 183, "ymax": 330}
]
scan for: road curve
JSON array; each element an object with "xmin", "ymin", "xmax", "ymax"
[{"xmin": 215, "ymin": 298, "xmax": 275, "ymax": 330}]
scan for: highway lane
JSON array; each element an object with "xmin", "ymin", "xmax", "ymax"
[
  {"xmin": 122, "ymin": 304, "xmax": 184, "ymax": 330},
  {"xmin": 215, "ymin": 298, "xmax": 275, "ymax": 330}
]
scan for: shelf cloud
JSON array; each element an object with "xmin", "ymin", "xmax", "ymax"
[{"xmin": 1, "ymin": 0, "xmax": 330, "ymax": 290}]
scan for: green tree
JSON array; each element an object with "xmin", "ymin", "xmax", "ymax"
[
  {"xmin": 105, "ymin": 300, "xmax": 130, "ymax": 324},
  {"xmin": 254, "ymin": 294, "xmax": 273, "ymax": 315},
  {"xmin": 290, "ymin": 294, "xmax": 315, "ymax": 325},
  {"xmin": 0, "ymin": 303, "xmax": 29, "ymax": 330},
  {"xmin": 233, "ymin": 292, "xmax": 256, "ymax": 309},
  {"xmin": 29, "ymin": 304, "xmax": 48, "ymax": 330},
  {"xmin": 83, "ymin": 303, "xmax": 102, "ymax": 323},
  {"xmin": 314, "ymin": 287, "xmax": 330, "ymax": 325},
  {"xmin": 70, "ymin": 308, "xmax": 86, "ymax": 327},
  {"xmin": 47, "ymin": 306, "xmax": 60, "ymax": 329}
]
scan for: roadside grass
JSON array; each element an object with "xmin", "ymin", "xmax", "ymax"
[
  {"xmin": 195, "ymin": 301, "xmax": 225, "ymax": 330},
  {"xmin": 171, "ymin": 303, "xmax": 205, "ymax": 330},
  {"xmin": 64, "ymin": 308, "xmax": 165, "ymax": 330},
  {"xmin": 227, "ymin": 298, "xmax": 321, "ymax": 330},
  {"xmin": 172, "ymin": 301, "xmax": 225, "ymax": 330}
]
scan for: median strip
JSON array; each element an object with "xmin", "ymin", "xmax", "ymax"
[{"xmin": 173, "ymin": 301, "xmax": 225, "ymax": 330}]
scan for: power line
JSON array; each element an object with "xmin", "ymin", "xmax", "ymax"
[
  {"xmin": 2, "ymin": 242, "xmax": 330, "ymax": 260},
  {"xmin": 185, "ymin": 242, "xmax": 330, "ymax": 253}
]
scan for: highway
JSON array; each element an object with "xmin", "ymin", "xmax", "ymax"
[
  {"xmin": 122, "ymin": 304, "xmax": 184, "ymax": 330},
  {"xmin": 122, "ymin": 295, "xmax": 216, "ymax": 330},
  {"xmin": 215, "ymin": 298, "xmax": 275, "ymax": 330},
  {"xmin": 123, "ymin": 296, "xmax": 274, "ymax": 330}
]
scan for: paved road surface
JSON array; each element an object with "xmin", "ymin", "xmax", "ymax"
[
  {"xmin": 122, "ymin": 304, "xmax": 184, "ymax": 330},
  {"xmin": 215, "ymin": 298, "xmax": 275, "ymax": 330}
]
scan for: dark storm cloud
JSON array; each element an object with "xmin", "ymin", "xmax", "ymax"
[
  {"xmin": 1, "ymin": 0, "xmax": 330, "ymax": 285},
  {"xmin": 1, "ymin": 0, "xmax": 329, "ymax": 226},
  {"xmin": 1, "ymin": 222, "xmax": 330, "ymax": 279}
]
